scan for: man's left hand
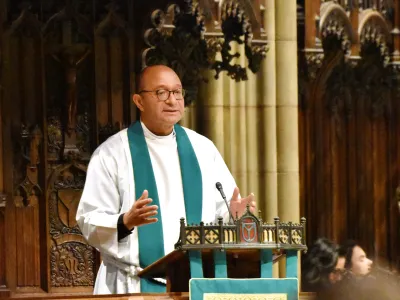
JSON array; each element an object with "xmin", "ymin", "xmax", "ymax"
[{"xmin": 229, "ymin": 187, "xmax": 256, "ymax": 219}]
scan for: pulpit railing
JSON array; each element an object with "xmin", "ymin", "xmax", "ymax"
[{"xmin": 175, "ymin": 206, "xmax": 307, "ymax": 252}]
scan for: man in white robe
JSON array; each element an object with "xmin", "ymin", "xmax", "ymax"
[{"xmin": 76, "ymin": 65, "xmax": 256, "ymax": 294}]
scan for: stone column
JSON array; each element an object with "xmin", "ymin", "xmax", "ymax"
[
  {"xmin": 233, "ymin": 42, "xmax": 248, "ymax": 194},
  {"xmin": 180, "ymin": 102, "xmax": 197, "ymax": 130},
  {"xmin": 262, "ymin": 0, "xmax": 278, "ymax": 224},
  {"xmin": 262, "ymin": 0, "xmax": 279, "ymax": 278},
  {"xmin": 275, "ymin": 0, "xmax": 300, "ymax": 222},
  {"xmin": 245, "ymin": 64, "xmax": 259, "ymax": 208},
  {"xmin": 200, "ymin": 65, "xmax": 224, "ymax": 151},
  {"xmin": 275, "ymin": 0, "xmax": 300, "ymax": 278}
]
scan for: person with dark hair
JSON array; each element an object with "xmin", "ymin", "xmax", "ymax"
[
  {"xmin": 339, "ymin": 240, "xmax": 372, "ymax": 277},
  {"xmin": 304, "ymin": 239, "xmax": 400, "ymax": 300},
  {"xmin": 302, "ymin": 238, "xmax": 346, "ymax": 293},
  {"xmin": 313, "ymin": 241, "xmax": 398, "ymax": 300}
]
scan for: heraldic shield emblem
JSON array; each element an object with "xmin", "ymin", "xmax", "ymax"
[{"xmin": 240, "ymin": 217, "xmax": 259, "ymax": 243}]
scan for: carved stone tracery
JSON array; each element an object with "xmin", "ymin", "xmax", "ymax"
[
  {"xmin": 319, "ymin": 2, "xmax": 353, "ymax": 54},
  {"xmin": 359, "ymin": 10, "xmax": 391, "ymax": 66},
  {"xmin": 215, "ymin": 1, "xmax": 267, "ymax": 81},
  {"xmin": 303, "ymin": 3, "xmax": 393, "ymax": 120},
  {"xmin": 142, "ymin": 2, "xmax": 209, "ymax": 106},
  {"xmin": 142, "ymin": 0, "xmax": 268, "ymax": 105},
  {"xmin": 303, "ymin": 2, "xmax": 355, "ymax": 83},
  {"xmin": 356, "ymin": 10, "xmax": 392, "ymax": 118},
  {"xmin": 304, "ymin": 48, "xmax": 325, "ymax": 80},
  {"xmin": 324, "ymin": 54, "xmax": 356, "ymax": 118},
  {"xmin": 321, "ymin": 47, "xmax": 391, "ymax": 120}
]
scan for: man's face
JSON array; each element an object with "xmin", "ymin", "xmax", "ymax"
[
  {"xmin": 137, "ymin": 67, "xmax": 184, "ymax": 129},
  {"xmin": 351, "ymin": 246, "xmax": 373, "ymax": 276}
]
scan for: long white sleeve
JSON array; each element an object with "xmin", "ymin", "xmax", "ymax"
[
  {"xmin": 75, "ymin": 127, "xmax": 241, "ymax": 294},
  {"xmin": 76, "ymin": 143, "xmax": 126, "ymax": 258}
]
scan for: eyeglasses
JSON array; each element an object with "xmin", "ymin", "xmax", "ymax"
[
  {"xmin": 139, "ymin": 89, "xmax": 186, "ymax": 101},
  {"xmin": 332, "ymin": 268, "xmax": 349, "ymax": 276}
]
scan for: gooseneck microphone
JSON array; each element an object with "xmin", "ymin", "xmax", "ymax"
[{"xmin": 215, "ymin": 182, "xmax": 235, "ymax": 224}]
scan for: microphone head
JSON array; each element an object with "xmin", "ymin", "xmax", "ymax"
[{"xmin": 215, "ymin": 182, "xmax": 222, "ymax": 189}]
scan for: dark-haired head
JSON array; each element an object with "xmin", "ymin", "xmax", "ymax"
[
  {"xmin": 338, "ymin": 240, "xmax": 357, "ymax": 269},
  {"xmin": 302, "ymin": 238, "xmax": 343, "ymax": 292},
  {"xmin": 339, "ymin": 240, "xmax": 372, "ymax": 276}
]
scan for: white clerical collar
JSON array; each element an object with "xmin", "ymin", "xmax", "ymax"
[{"xmin": 140, "ymin": 120, "xmax": 176, "ymax": 140}]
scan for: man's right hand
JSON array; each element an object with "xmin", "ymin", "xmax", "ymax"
[{"xmin": 123, "ymin": 190, "xmax": 158, "ymax": 230}]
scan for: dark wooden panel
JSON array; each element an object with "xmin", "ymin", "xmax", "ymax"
[
  {"xmin": 110, "ymin": 36, "xmax": 124, "ymax": 127},
  {"xmin": 95, "ymin": 9, "xmax": 131, "ymax": 143},
  {"xmin": 94, "ymin": 36, "xmax": 109, "ymax": 128},
  {"xmin": 372, "ymin": 116, "xmax": 389, "ymax": 266},
  {"xmin": 389, "ymin": 85, "xmax": 400, "ymax": 270},
  {"xmin": 3, "ymin": 9, "xmax": 21, "ymax": 290},
  {"xmin": 0, "ymin": 0, "xmax": 157, "ymax": 296},
  {"xmin": 346, "ymin": 98, "xmax": 358, "ymax": 241},
  {"xmin": 16, "ymin": 206, "xmax": 40, "ymax": 287},
  {"xmin": 330, "ymin": 109, "xmax": 348, "ymax": 243},
  {"xmin": 0, "ymin": 0, "xmax": 5, "ymax": 281},
  {"xmin": 299, "ymin": 42, "xmax": 400, "ymax": 269},
  {"xmin": 3, "ymin": 6, "xmax": 44, "ymax": 288},
  {"xmin": 0, "ymin": 197, "xmax": 5, "ymax": 287},
  {"xmin": 298, "ymin": 63, "xmax": 308, "ymax": 221},
  {"xmin": 42, "ymin": 1, "xmax": 96, "ymax": 291},
  {"xmin": 322, "ymin": 107, "xmax": 332, "ymax": 238}
]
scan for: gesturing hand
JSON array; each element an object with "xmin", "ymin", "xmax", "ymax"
[
  {"xmin": 229, "ymin": 187, "xmax": 256, "ymax": 218},
  {"xmin": 123, "ymin": 190, "xmax": 158, "ymax": 230}
]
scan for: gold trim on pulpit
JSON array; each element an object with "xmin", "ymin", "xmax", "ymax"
[{"xmin": 204, "ymin": 293, "xmax": 287, "ymax": 300}]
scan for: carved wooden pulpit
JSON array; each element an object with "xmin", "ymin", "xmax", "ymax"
[{"xmin": 138, "ymin": 207, "xmax": 307, "ymax": 299}]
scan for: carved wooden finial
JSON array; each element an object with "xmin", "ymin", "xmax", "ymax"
[
  {"xmin": 0, "ymin": 193, "xmax": 6, "ymax": 209},
  {"xmin": 20, "ymin": 124, "xmax": 29, "ymax": 139},
  {"xmin": 246, "ymin": 203, "xmax": 250, "ymax": 211}
]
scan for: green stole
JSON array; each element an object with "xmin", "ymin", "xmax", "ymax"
[{"xmin": 127, "ymin": 121, "xmax": 203, "ymax": 292}]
